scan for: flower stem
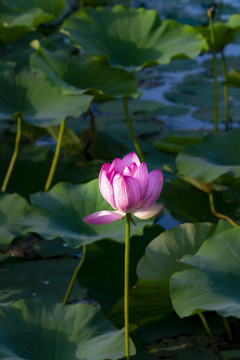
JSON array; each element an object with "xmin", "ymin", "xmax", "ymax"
[
  {"xmin": 63, "ymin": 244, "xmax": 87, "ymax": 305},
  {"xmin": 209, "ymin": 192, "xmax": 238, "ymax": 227},
  {"xmin": 123, "ymin": 97, "xmax": 144, "ymax": 162},
  {"xmin": 124, "ymin": 213, "xmax": 131, "ymax": 360},
  {"xmin": 44, "ymin": 119, "xmax": 66, "ymax": 192},
  {"xmin": 198, "ymin": 312, "xmax": 223, "ymax": 360},
  {"xmin": 1, "ymin": 115, "xmax": 22, "ymax": 192},
  {"xmin": 208, "ymin": 7, "xmax": 218, "ymax": 135},
  {"xmin": 221, "ymin": 50, "xmax": 230, "ymax": 131}
]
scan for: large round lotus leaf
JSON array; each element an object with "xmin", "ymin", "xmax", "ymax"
[
  {"xmin": 0, "ymin": 193, "xmax": 30, "ymax": 249},
  {"xmin": 110, "ymin": 223, "xmax": 216, "ymax": 326},
  {"xmin": 196, "ymin": 14, "xmax": 240, "ymax": 50},
  {"xmin": 0, "ymin": 4, "xmax": 53, "ymax": 44},
  {"xmin": 19, "ymin": 180, "xmax": 152, "ymax": 248},
  {"xmin": 0, "ymin": 257, "xmax": 86, "ymax": 303},
  {"xmin": 0, "ymin": 299, "xmax": 135, "ymax": 360},
  {"xmin": 61, "ymin": 5, "xmax": 208, "ymax": 70},
  {"xmin": 4, "ymin": 0, "xmax": 69, "ymax": 24},
  {"xmin": 170, "ymin": 226, "xmax": 240, "ymax": 319},
  {"xmin": 176, "ymin": 130, "xmax": 240, "ymax": 183},
  {"xmin": 0, "ymin": 62, "xmax": 93, "ymax": 127},
  {"xmin": 30, "ymin": 45, "xmax": 140, "ymax": 98}
]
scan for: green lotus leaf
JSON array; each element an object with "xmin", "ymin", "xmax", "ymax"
[
  {"xmin": 61, "ymin": 5, "xmax": 208, "ymax": 70},
  {"xmin": 4, "ymin": 0, "xmax": 69, "ymax": 24},
  {"xmin": 197, "ymin": 14, "xmax": 240, "ymax": 50},
  {"xmin": 176, "ymin": 130, "xmax": 240, "ymax": 183},
  {"xmin": 170, "ymin": 226, "xmax": 240, "ymax": 318},
  {"xmin": 19, "ymin": 179, "xmax": 152, "ymax": 248},
  {"xmin": 0, "ymin": 62, "xmax": 93, "ymax": 127},
  {"xmin": 0, "ymin": 257, "xmax": 86, "ymax": 303},
  {"xmin": 110, "ymin": 223, "xmax": 216, "ymax": 326},
  {"xmin": 0, "ymin": 193, "xmax": 30, "ymax": 249},
  {"xmin": 0, "ymin": 4, "xmax": 53, "ymax": 44},
  {"xmin": 0, "ymin": 299, "xmax": 135, "ymax": 359},
  {"xmin": 30, "ymin": 44, "xmax": 140, "ymax": 98}
]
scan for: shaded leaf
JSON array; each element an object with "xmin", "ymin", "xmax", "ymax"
[{"xmin": 0, "ymin": 298, "xmax": 135, "ymax": 359}]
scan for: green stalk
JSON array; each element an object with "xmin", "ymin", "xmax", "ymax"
[
  {"xmin": 63, "ymin": 244, "xmax": 87, "ymax": 305},
  {"xmin": 209, "ymin": 192, "xmax": 238, "ymax": 227},
  {"xmin": 1, "ymin": 115, "xmax": 22, "ymax": 192},
  {"xmin": 198, "ymin": 312, "xmax": 223, "ymax": 360},
  {"xmin": 124, "ymin": 213, "xmax": 131, "ymax": 360},
  {"xmin": 79, "ymin": 0, "xmax": 84, "ymax": 7},
  {"xmin": 123, "ymin": 97, "xmax": 144, "ymax": 162},
  {"xmin": 208, "ymin": 8, "xmax": 218, "ymax": 134},
  {"xmin": 44, "ymin": 119, "xmax": 66, "ymax": 192},
  {"xmin": 221, "ymin": 50, "xmax": 230, "ymax": 131}
]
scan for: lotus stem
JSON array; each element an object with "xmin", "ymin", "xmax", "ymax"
[
  {"xmin": 44, "ymin": 119, "xmax": 66, "ymax": 192},
  {"xmin": 198, "ymin": 312, "xmax": 223, "ymax": 360},
  {"xmin": 123, "ymin": 97, "xmax": 144, "ymax": 162},
  {"xmin": 221, "ymin": 50, "xmax": 230, "ymax": 131},
  {"xmin": 63, "ymin": 244, "xmax": 87, "ymax": 305},
  {"xmin": 209, "ymin": 192, "xmax": 238, "ymax": 227},
  {"xmin": 222, "ymin": 317, "xmax": 232, "ymax": 342},
  {"xmin": 124, "ymin": 213, "xmax": 131, "ymax": 360},
  {"xmin": 79, "ymin": 0, "xmax": 84, "ymax": 7},
  {"xmin": 208, "ymin": 7, "xmax": 218, "ymax": 135},
  {"xmin": 1, "ymin": 115, "xmax": 22, "ymax": 192}
]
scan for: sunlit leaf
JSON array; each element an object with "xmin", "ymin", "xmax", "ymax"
[{"xmin": 62, "ymin": 5, "xmax": 208, "ymax": 70}]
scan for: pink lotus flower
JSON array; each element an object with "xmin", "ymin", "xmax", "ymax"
[{"xmin": 83, "ymin": 152, "xmax": 163, "ymax": 225}]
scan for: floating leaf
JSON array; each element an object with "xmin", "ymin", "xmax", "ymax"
[
  {"xmin": 0, "ymin": 299, "xmax": 135, "ymax": 359},
  {"xmin": 170, "ymin": 226, "xmax": 240, "ymax": 319},
  {"xmin": 0, "ymin": 193, "xmax": 30, "ymax": 249},
  {"xmin": 0, "ymin": 256, "xmax": 86, "ymax": 303},
  {"xmin": 30, "ymin": 44, "xmax": 140, "ymax": 98},
  {"xmin": 176, "ymin": 130, "xmax": 240, "ymax": 183},
  {"xmin": 62, "ymin": 5, "xmax": 208, "ymax": 70},
  {"xmin": 0, "ymin": 62, "xmax": 93, "ymax": 127},
  {"xmin": 19, "ymin": 180, "xmax": 152, "ymax": 248}
]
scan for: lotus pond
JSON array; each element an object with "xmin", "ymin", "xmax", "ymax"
[{"xmin": 1, "ymin": 0, "xmax": 240, "ymax": 359}]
